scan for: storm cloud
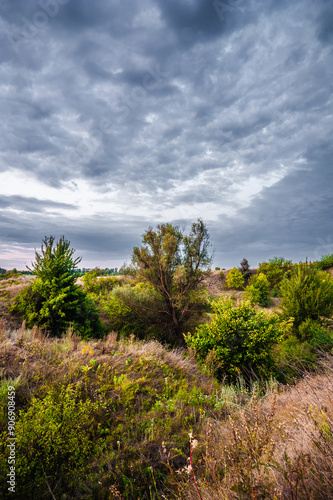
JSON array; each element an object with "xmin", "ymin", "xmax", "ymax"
[{"xmin": 0, "ymin": 0, "xmax": 332, "ymax": 269}]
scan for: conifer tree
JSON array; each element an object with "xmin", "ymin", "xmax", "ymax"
[{"xmin": 12, "ymin": 236, "xmax": 104, "ymax": 337}]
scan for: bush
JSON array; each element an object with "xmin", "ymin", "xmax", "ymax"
[
  {"xmin": 316, "ymin": 254, "xmax": 333, "ymax": 270},
  {"xmin": 279, "ymin": 261, "xmax": 333, "ymax": 336},
  {"xmin": 244, "ymin": 273, "xmax": 270, "ymax": 307},
  {"xmin": 226, "ymin": 268, "xmax": 245, "ymax": 289},
  {"xmin": 12, "ymin": 384, "xmax": 100, "ymax": 498},
  {"xmin": 273, "ymin": 335, "xmax": 318, "ymax": 383},
  {"xmin": 82, "ymin": 271, "xmax": 120, "ymax": 295},
  {"xmin": 101, "ymin": 282, "xmax": 167, "ymax": 339},
  {"xmin": 11, "ymin": 236, "xmax": 105, "ymax": 338},
  {"xmin": 298, "ymin": 317, "xmax": 333, "ymax": 349},
  {"xmin": 185, "ymin": 298, "xmax": 291, "ymax": 382},
  {"xmin": 258, "ymin": 257, "xmax": 293, "ymax": 288}
]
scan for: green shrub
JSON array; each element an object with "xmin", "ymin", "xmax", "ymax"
[
  {"xmin": 258, "ymin": 257, "xmax": 293, "ymax": 288},
  {"xmin": 10, "ymin": 384, "xmax": 99, "ymax": 498},
  {"xmin": 271, "ymin": 286, "xmax": 282, "ymax": 298},
  {"xmin": 244, "ymin": 273, "xmax": 270, "ymax": 307},
  {"xmin": 82, "ymin": 271, "xmax": 120, "ymax": 295},
  {"xmin": 226, "ymin": 268, "xmax": 245, "ymax": 289},
  {"xmin": 185, "ymin": 298, "xmax": 290, "ymax": 382},
  {"xmin": 279, "ymin": 262, "xmax": 333, "ymax": 336},
  {"xmin": 273, "ymin": 335, "xmax": 318, "ymax": 383},
  {"xmin": 316, "ymin": 254, "xmax": 333, "ymax": 270},
  {"xmin": 215, "ymin": 267, "xmax": 220, "ymax": 270},
  {"xmin": 298, "ymin": 317, "xmax": 333, "ymax": 349}
]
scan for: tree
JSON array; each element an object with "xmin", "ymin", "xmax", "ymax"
[
  {"xmin": 279, "ymin": 261, "xmax": 333, "ymax": 336},
  {"xmin": 129, "ymin": 219, "xmax": 212, "ymax": 343},
  {"xmin": 239, "ymin": 258, "xmax": 250, "ymax": 280},
  {"xmin": 12, "ymin": 236, "xmax": 105, "ymax": 337}
]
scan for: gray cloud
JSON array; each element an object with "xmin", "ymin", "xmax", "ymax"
[{"xmin": 0, "ymin": 0, "xmax": 332, "ymax": 269}]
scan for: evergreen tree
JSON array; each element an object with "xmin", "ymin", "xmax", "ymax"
[{"xmin": 12, "ymin": 236, "xmax": 105, "ymax": 338}]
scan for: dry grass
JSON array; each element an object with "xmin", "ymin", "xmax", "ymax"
[
  {"xmin": 1, "ymin": 324, "xmax": 332, "ymax": 499},
  {"xmin": 175, "ymin": 365, "xmax": 333, "ymax": 499}
]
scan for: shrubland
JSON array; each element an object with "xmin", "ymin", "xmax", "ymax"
[
  {"xmin": 1, "ymin": 225, "xmax": 333, "ymax": 498},
  {"xmin": 0, "ymin": 326, "xmax": 333, "ymax": 499}
]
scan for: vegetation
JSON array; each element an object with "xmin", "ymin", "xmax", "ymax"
[
  {"xmin": 185, "ymin": 297, "xmax": 291, "ymax": 382},
  {"xmin": 244, "ymin": 272, "xmax": 270, "ymax": 307},
  {"xmin": 0, "ymin": 327, "xmax": 333, "ymax": 499},
  {"xmin": 258, "ymin": 256, "xmax": 293, "ymax": 289},
  {"xmin": 225, "ymin": 267, "xmax": 244, "ymax": 289},
  {"xmin": 10, "ymin": 236, "xmax": 105, "ymax": 338},
  {"xmin": 129, "ymin": 219, "xmax": 212, "ymax": 344},
  {"xmin": 316, "ymin": 253, "xmax": 333, "ymax": 270},
  {"xmin": 1, "ymin": 223, "xmax": 333, "ymax": 498},
  {"xmin": 279, "ymin": 261, "xmax": 333, "ymax": 335},
  {"xmin": 239, "ymin": 258, "xmax": 251, "ymax": 280}
]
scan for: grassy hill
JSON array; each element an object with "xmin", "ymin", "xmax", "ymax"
[{"xmin": 1, "ymin": 326, "xmax": 333, "ymax": 499}]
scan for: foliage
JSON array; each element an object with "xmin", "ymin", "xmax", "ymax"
[
  {"xmin": 239, "ymin": 258, "xmax": 251, "ymax": 280},
  {"xmin": 119, "ymin": 263, "xmax": 137, "ymax": 276},
  {"xmin": 101, "ymin": 283, "xmax": 167, "ymax": 338},
  {"xmin": 298, "ymin": 317, "xmax": 333, "ymax": 349},
  {"xmin": 226, "ymin": 267, "xmax": 244, "ymax": 289},
  {"xmin": 12, "ymin": 385, "xmax": 100, "ymax": 498},
  {"xmin": 185, "ymin": 297, "xmax": 291, "ymax": 382},
  {"xmin": 273, "ymin": 335, "xmax": 318, "ymax": 383},
  {"xmin": 316, "ymin": 253, "xmax": 333, "ymax": 271},
  {"xmin": 131, "ymin": 219, "xmax": 212, "ymax": 343},
  {"xmin": 11, "ymin": 236, "xmax": 105, "ymax": 338},
  {"xmin": 258, "ymin": 256, "xmax": 293, "ymax": 289},
  {"xmin": 279, "ymin": 261, "xmax": 333, "ymax": 336},
  {"xmin": 0, "ymin": 332, "xmax": 224, "ymax": 499},
  {"xmin": 82, "ymin": 270, "xmax": 120, "ymax": 295},
  {"xmin": 244, "ymin": 272, "xmax": 270, "ymax": 307}
]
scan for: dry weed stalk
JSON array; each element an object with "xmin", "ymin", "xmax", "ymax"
[{"xmin": 0, "ymin": 318, "xmax": 6, "ymax": 338}]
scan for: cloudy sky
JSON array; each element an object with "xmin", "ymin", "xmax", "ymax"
[{"xmin": 0, "ymin": 0, "xmax": 332, "ymax": 270}]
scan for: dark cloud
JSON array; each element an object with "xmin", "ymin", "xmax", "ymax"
[
  {"xmin": 0, "ymin": 0, "xmax": 332, "ymax": 268},
  {"xmin": 0, "ymin": 195, "xmax": 76, "ymax": 213}
]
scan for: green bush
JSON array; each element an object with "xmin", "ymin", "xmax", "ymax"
[
  {"xmin": 11, "ymin": 236, "xmax": 105, "ymax": 338},
  {"xmin": 273, "ymin": 335, "xmax": 318, "ymax": 383},
  {"xmin": 82, "ymin": 271, "xmax": 120, "ymax": 295},
  {"xmin": 244, "ymin": 273, "xmax": 270, "ymax": 307},
  {"xmin": 316, "ymin": 254, "xmax": 333, "ymax": 270},
  {"xmin": 271, "ymin": 286, "xmax": 282, "ymax": 298},
  {"xmin": 279, "ymin": 262, "xmax": 333, "ymax": 336},
  {"xmin": 185, "ymin": 298, "xmax": 291, "ymax": 382},
  {"xmin": 226, "ymin": 268, "xmax": 245, "ymax": 289},
  {"xmin": 7, "ymin": 384, "xmax": 100, "ymax": 499},
  {"xmin": 258, "ymin": 257, "xmax": 293, "ymax": 288},
  {"xmin": 298, "ymin": 317, "xmax": 333, "ymax": 349}
]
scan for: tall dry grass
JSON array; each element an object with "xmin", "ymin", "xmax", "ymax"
[{"xmin": 174, "ymin": 360, "xmax": 333, "ymax": 499}]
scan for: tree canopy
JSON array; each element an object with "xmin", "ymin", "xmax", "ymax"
[{"xmin": 130, "ymin": 219, "xmax": 212, "ymax": 343}]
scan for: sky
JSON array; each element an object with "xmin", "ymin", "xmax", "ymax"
[{"xmin": 0, "ymin": 0, "xmax": 333, "ymax": 270}]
